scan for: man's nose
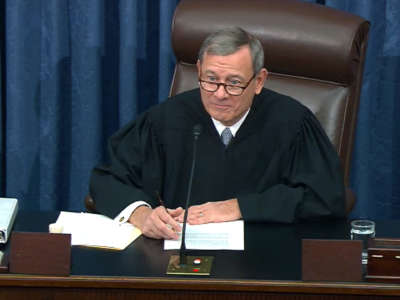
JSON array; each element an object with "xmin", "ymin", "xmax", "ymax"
[{"xmin": 214, "ymin": 84, "xmax": 228, "ymax": 99}]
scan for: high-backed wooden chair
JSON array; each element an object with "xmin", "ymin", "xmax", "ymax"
[{"xmin": 86, "ymin": 0, "xmax": 369, "ymax": 214}]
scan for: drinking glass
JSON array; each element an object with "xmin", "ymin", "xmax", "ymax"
[{"xmin": 350, "ymin": 219, "xmax": 375, "ymax": 265}]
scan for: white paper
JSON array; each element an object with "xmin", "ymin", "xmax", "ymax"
[
  {"xmin": 50, "ymin": 211, "xmax": 142, "ymax": 250},
  {"xmin": 164, "ymin": 220, "xmax": 244, "ymax": 250}
]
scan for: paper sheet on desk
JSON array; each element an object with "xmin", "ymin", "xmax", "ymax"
[{"xmin": 164, "ymin": 220, "xmax": 244, "ymax": 250}]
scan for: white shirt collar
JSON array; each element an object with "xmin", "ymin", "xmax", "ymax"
[{"xmin": 211, "ymin": 109, "xmax": 250, "ymax": 137}]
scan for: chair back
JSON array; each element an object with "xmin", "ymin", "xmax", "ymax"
[{"xmin": 170, "ymin": 0, "xmax": 370, "ymax": 185}]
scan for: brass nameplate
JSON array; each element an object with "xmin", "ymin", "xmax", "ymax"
[{"xmin": 167, "ymin": 255, "xmax": 213, "ymax": 276}]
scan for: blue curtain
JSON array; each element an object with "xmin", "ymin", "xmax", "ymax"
[
  {"xmin": 0, "ymin": 0, "xmax": 179, "ymax": 211},
  {"xmin": 346, "ymin": 0, "xmax": 400, "ymax": 221},
  {"xmin": 1, "ymin": 1, "xmax": 400, "ymax": 220}
]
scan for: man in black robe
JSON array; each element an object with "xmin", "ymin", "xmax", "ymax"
[{"xmin": 90, "ymin": 27, "xmax": 345, "ymax": 240}]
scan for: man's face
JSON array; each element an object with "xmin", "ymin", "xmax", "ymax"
[{"xmin": 197, "ymin": 46, "xmax": 267, "ymax": 126}]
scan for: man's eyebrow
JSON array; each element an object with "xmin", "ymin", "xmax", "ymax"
[
  {"xmin": 203, "ymin": 71, "xmax": 245, "ymax": 81},
  {"xmin": 204, "ymin": 70, "xmax": 217, "ymax": 75},
  {"xmin": 227, "ymin": 75, "xmax": 245, "ymax": 81}
]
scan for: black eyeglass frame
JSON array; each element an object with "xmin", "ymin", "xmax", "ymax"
[{"xmin": 198, "ymin": 73, "xmax": 256, "ymax": 96}]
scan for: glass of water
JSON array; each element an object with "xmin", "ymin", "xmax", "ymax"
[{"xmin": 350, "ymin": 219, "xmax": 375, "ymax": 265}]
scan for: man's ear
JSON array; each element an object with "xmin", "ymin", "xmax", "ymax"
[
  {"xmin": 196, "ymin": 60, "xmax": 201, "ymax": 77},
  {"xmin": 255, "ymin": 68, "xmax": 268, "ymax": 94}
]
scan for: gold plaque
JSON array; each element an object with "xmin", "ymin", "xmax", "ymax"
[{"xmin": 166, "ymin": 255, "xmax": 214, "ymax": 276}]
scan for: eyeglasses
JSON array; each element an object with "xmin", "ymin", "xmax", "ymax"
[{"xmin": 198, "ymin": 73, "xmax": 256, "ymax": 96}]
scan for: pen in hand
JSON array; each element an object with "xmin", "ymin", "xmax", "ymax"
[
  {"xmin": 156, "ymin": 191, "xmax": 177, "ymax": 234},
  {"xmin": 156, "ymin": 190, "xmax": 169, "ymax": 214}
]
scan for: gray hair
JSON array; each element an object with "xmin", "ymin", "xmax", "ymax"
[{"xmin": 198, "ymin": 27, "xmax": 264, "ymax": 74}]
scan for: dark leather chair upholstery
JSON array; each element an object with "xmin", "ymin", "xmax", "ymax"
[
  {"xmin": 86, "ymin": 0, "xmax": 369, "ymax": 214},
  {"xmin": 169, "ymin": 0, "xmax": 370, "ymax": 214}
]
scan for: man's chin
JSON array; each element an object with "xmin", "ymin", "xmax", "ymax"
[
  {"xmin": 213, "ymin": 116, "xmax": 234, "ymax": 126},
  {"xmin": 207, "ymin": 109, "xmax": 235, "ymax": 125}
]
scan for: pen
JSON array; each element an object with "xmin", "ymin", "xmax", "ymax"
[
  {"xmin": 156, "ymin": 190, "xmax": 169, "ymax": 214},
  {"xmin": 156, "ymin": 191, "xmax": 175, "ymax": 232}
]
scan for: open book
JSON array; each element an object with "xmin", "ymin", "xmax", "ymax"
[{"xmin": 49, "ymin": 211, "xmax": 141, "ymax": 250}]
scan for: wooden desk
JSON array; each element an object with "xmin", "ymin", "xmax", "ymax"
[{"xmin": 1, "ymin": 211, "xmax": 400, "ymax": 300}]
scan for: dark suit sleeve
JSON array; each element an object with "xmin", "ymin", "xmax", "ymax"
[
  {"xmin": 89, "ymin": 112, "xmax": 161, "ymax": 218},
  {"xmin": 237, "ymin": 112, "xmax": 346, "ymax": 223}
]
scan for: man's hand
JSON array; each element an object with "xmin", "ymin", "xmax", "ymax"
[
  {"xmin": 129, "ymin": 205, "xmax": 183, "ymax": 239},
  {"xmin": 176, "ymin": 198, "xmax": 242, "ymax": 225}
]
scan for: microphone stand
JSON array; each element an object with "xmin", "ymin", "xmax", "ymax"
[
  {"xmin": 166, "ymin": 125, "xmax": 214, "ymax": 275},
  {"xmin": 179, "ymin": 128, "xmax": 199, "ymax": 265}
]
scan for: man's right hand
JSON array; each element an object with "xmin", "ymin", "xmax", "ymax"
[{"xmin": 129, "ymin": 205, "xmax": 183, "ymax": 240}]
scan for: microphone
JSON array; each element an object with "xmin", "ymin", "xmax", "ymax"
[
  {"xmin": 179, "ymin": 124, "xmax": 202, "ymax": 265},
  {"xmin": 167, "ymin": 124, "xmax": 213, "ymax": 275}
]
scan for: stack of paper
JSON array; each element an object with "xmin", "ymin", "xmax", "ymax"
[{"xmin": 49, "ymin": 211, "xmax": 141, "ymax": 250}]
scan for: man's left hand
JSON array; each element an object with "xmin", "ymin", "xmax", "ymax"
[{"xmin": 175, "ymin": 198, "xmax": 242, "ymax": 225}]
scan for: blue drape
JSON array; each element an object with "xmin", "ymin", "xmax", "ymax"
[
  {"xmin": 0, "ymin": 0, "xmax": 178, "ymax": 211},
  {"xmin": 1, "ymin": 0, "xmax": 399, "ymax": 220}
]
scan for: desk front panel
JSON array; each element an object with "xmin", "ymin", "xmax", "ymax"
[{"xmin": 1, "ymin": 211, "xmax": 400, "ymax": 299}]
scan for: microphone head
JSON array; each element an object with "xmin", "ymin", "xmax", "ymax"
[{"xmin": 192, "ymin": 124, "xmax": 202, "ymax": 137}]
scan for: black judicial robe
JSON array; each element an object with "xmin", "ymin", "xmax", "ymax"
[{"xmin": 90, "ymin": 88, "xmax": 345, "ymax": 223}]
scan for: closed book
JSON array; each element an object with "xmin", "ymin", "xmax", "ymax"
[{"xmin": 0, "ymin": 198, "xmax": 18, "ymax": 243}]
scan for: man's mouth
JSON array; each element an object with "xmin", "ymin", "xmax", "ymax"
[{"xmin": 211, "ymin": 103, "xmax": 231, "ymax": 110}]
